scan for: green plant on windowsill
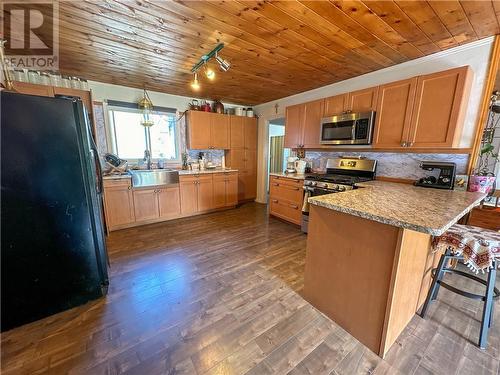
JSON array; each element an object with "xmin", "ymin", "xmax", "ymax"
[{"xmin": 477, "ymin": 143, "xmax": 499, "ymax": 176}]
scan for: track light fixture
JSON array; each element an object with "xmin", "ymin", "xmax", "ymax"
[
  {"xmin": 215, "ymin": 52, "xmax": 231, "ymax": 72},
  {"xmin": 190, "ymin": 43, "xmax": 231, "ymax": 91}
]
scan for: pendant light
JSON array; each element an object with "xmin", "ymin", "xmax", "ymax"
[
  {"xmin": 215, "ymin": 52, "xmax": 231, "ymax": 72},
  {"xmin": 138, "ymin": 89, "xmax": 154, "ymax": 127},
  {"xmin": 204, "ymin": 63, "xmax": 215, "ymax": 80},
  {"xmin": 191, "ymin": 72, "xmax": 200, "ymax": 91}
]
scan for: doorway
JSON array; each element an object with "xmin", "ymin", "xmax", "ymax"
[{"xmin": 268, "ymin": 118, "xmax": 290, "ymax": 175}]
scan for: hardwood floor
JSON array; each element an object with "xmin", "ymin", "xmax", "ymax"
[{"xmin": 1, "ymin": 203, "xmax": 499, "ymax": 374}]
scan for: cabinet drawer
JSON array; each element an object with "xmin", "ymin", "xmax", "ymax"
[
  {"xmin": 179, "ymin": 174, "xmax": 213, "ymax": 183},
  {"xmin": 270, "ymin": 182, "xmax": 303, "ymax": 204},
  {"xmin": 270, "ymin": 198, "xmax": 302, "ymax": 225},
  {"xmin": 103, "ymin": 178, "xmax": 131, "ymax": 188},
  {"xmin": 270, "ymin": 175, "xmax": 303, "ymax": 188}
]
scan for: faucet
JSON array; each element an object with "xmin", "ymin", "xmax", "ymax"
[{"xmin": 143, "ymin": 149, "xmax": 151, "ymax": 170}]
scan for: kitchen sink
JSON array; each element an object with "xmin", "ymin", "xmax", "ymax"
[{"xmin": 128, "ymin": 169, "xmax": 179, "ymax": 188}]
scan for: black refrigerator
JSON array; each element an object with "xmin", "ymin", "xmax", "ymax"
[{"xmin": 1, "ymin": 92, "xmax": 109, "ymax": 331}]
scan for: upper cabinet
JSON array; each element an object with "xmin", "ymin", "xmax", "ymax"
[
  {"xmin": 187, "ymin": 111, "xmax": 230, "ymax": 150},
  {"xmin": 284, "ymin": 99, "xmax": 324, "ymax": 149},
  {"xmin": 285, "ymin": 66, "xmax": 472, "ymax": 151},
  {"xmin": 347, "ymin": 87, "xmax": 379, "ymax": 113},
  {"xmin": 407, "ymin": 67, "xmax": 472, "ymax": 148},
  {"xmin": 373, "ymin": 78, "xmax": 417, "ymax": 148}
]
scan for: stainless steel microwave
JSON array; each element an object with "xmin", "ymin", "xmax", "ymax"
[{"xmin": 320, "ymin": 111, "xmax": 375, "ymax": 145}]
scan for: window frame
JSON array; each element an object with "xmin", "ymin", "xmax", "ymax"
[{"xmin": 105, "ymin": 101, "xmax": 181, "ymax": 166}]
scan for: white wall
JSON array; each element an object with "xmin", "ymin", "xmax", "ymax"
[
  {"xmin": 89, "ymin": 80, "xmax": 245, "ymax": 111},
  {"xmin": 253, "ymin": 37, "xmax": 495, "ymax": 203}
]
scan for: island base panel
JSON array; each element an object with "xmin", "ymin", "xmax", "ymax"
[{"xmin": 304, "ymin": 205, "xmax": 431, "ymax": 357}]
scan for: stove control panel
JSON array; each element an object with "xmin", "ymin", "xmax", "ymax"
[{"xmin": 304, "ymin": 179, "xmax": 353, "ymax": 192}]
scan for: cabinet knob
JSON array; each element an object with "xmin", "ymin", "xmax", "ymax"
[
  {"xmin": 408, "ymin": 142, "xmax": 414, "ymax": 147},
  {"xmin": 128, "ymin": 186, "xmax": 131, "ymax": 190},
  {"xmin": 290, "ymin": 204, "xmax": 298, "ymax": 209},
  {"xmin": 401, "ymin": 141, "xmax": 407, "ymax": 147},
  {"xmin": 272, "ymin": 199, "xmax": 278, "ymax": 203}
]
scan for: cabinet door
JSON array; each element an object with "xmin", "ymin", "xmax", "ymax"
[
  {"xmin": 103, "ymin": 182, "xmax": 135, "ymax": 228},
  {"xmin": 408, "ymin": 67, "xmax": 472, "ymax": 148},
  {"xmin": 373, "ymin": 78, "xmax": 417, "ymax": 148},
  {"xmin": 230, "ymin": 115, "xmax": 245, "ymax": 149},
  {"xmin": 11, "ymin": 82, "xmax": 54, "ymax": 97},
  {"xmin": 213, "ymin": 174, "xmax": 227, "ymax": 209},
  {"xmin": 211, "ymin": 113, "xmax": 230, "ymax": 149},
  {"xmin": 242, "ymin": 173, "xmax": 257, "ymax": 200},
  {"xmin": 187, "ymin": 111, "xmax": 211, "ymax": 149},
  {"xmin": 244, "ymin": 117, "xmax": 258, "ymax": 150},
  {"xmin": 302, "ymin": 99, "xmax": 324, "ymax": 149},
  {"xmin": 197, "ymin": 176, "xmax": 214, "ymax": 211},
  {"xmin": 245, "ymin": 149, "xmax": 257, "ymax": 175},
  {"xmin": 347, "ymin": 87, "xmax": 379, "ymax": 112},
  {"xmin": 158, "ymin": 186, "xmax": 181, "ymax": 219},
  {"xmin": 284, "ymin": 104, "xmax": 304, "ymax": 148},
  {"xmin": 324, "ymin": 93, "xmax": 348, "ymax": 116},
  {"xmin": 226, "ymin": 149, "xmax": 245, "ymax": 171},
  {"xmin": 180, "ymin": 180, "xmax": 198, "ymax": 215},
  {"xmin": 133, "ymin": 189, "xmax": 159, "ymax": 222},
  {"xmin": 226, "ymin": 174, "xmax": 239, "ymax": 206}
]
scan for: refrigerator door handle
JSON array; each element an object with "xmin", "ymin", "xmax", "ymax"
[{"xmin": 90, "ymin": 148, "xmax": 103, "ymax": 194}]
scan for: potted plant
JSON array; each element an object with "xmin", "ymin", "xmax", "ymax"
[{"xmin": 469, "ymin": 92, "xmax": 500, "ymax": 194}]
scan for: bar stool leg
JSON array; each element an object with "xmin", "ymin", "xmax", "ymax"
[
  {"xmin": 479, "ymin": 260, "xmax": 497, "ymax": 349},
  {"xmin": 420, "ymin": 248, "xmax": 450, "ymax": 318}
]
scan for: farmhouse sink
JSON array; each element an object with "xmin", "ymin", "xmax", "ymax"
[{"xmin": 128, "ymin": 169, "xmax": 179, "ymax": 188}]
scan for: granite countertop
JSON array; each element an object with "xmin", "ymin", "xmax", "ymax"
[
  {"xmin": 270, "ymin": 172, "xmax": 306, "ymax": 180},
  {"xmin": 308, "ymin": 180, "xmax": 487, "ymax": 236},
  {"xmin": 178, "ymin": 168, "xmax": 238, "ymax": 175}
]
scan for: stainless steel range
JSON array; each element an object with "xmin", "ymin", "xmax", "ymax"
[{"xmin": 301, "ymin": 157, "xmax": 377, "ymax": 233}]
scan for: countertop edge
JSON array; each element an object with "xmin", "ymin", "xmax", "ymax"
[{"xmin": 269, "ymin": 172, "xmax": 306, "ymax": 180}]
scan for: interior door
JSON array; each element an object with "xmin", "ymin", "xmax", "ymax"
[
  {"xmin": 284, "ymin": 104, "xmax": 304, "ymax": 148},
  {"xmin": 133, "ymin": 189, "xmax": 159, "ymax": 222},
  {"xmin": 373, "ymin": 78, "xmax": 417, "ymax": 148}
]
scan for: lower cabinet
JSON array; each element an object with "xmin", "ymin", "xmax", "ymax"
[
  {"xmin": 103, "ymin": 179, "xmax": 135, "ymax": 231},
  {"xmin": 104, "ymin": 172, "xmax": 238, "ymax": 232},
  {"xmin": 213, "ymin": 172, "xmax": 238, "ymax": 208},
  {"xmin": 269, "ymin": 175, "xmax": 304, "ymax": 225}
]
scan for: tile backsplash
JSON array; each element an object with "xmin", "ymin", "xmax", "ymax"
[
  {"xmin": 187, "ymin": 149, "xmax": 225, "ymax": 165},
  {"xmin": 305, "ymin": 151, "xmax": 469, "ymax": 180}
]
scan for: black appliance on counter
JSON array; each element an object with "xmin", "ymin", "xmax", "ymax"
[
  {"xmin": 1, "ymin": 92, "xmax": 109, "ymax": 331},
  {"xmin": 414, "ymin": 161, "xmax": 456, "ymax": 190},
  {"xmin": 301, "ymin": 157, "xmax": 377, "ymax": 233}
]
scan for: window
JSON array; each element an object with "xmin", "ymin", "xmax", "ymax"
[{"xmin": 107, "ymin": 103, "xmax": 179, "ymax": 163}]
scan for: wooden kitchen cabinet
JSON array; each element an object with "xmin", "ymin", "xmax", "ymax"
[
  {"xmin": 373, "ymin": 78, "xmax": 417, "ymax": 148},
  {"xmin": 213, "ymin": 172, "xmax": 238, "ymax": 208},
  {"xmin": 133, "ymin": 188, "xmax": 159, "ymax": 222},
  {"xmin": 324, "ymin": 93, "xmax": 348, "ymax": 116},
  {"xmin": 227, "ymin": 116, "xmax": 258, "ymax": 201},
  {"xmin": 284, "ymin": 104, "xmax": 304, "ymax": 149},
  {"xmin": 103, "ymin": 179, "xmax": 135, "ymax": 231},
  {"xmin": 302, "ymin": 99, "xmax": 324, "ymax": 149},
  {"xmin": 197, "ymin": 175, "xmax": 214, "ymax": 211},
  {"xmin": 187, "ymin": 111, "xmax": 230, "ymax": 149},
  {"xmin": 407, "ymin": 66, "xmax": 472, "ymax": 148},
  {"xmin": 284, "ymin": 99, "xmax": 323, "ymax": 149},
  {"xmin": 269, "ymin": 175, "xmax": 304, "ymax": 225},
  {"xmin": 347, "ymin": 86, "xmax": 379, "ymax": 112},
  {"xmin": 179, "ymin": 174, "xmax": 214, "ymax": 214},
  {"xmin": 158, "ymin": 186, "xmax": 181, "ymax": 219}
]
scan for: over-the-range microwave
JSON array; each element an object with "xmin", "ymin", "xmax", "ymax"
[{"xmin": 320, "ymin": 111, "xmax": 375, "ymax": 145}]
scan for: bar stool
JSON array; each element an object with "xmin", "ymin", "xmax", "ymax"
[{"xmin": 419, "ymin": 224, "xmax": 500, "ymax": 349}]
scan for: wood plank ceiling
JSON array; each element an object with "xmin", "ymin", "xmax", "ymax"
[{"xmin": 29, "ymin": 1, "xmax": 500, "ymax": 104}]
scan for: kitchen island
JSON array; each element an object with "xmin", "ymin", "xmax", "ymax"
[{"xmin": 304, "ymin": 181, "xmax": 486, "ymax": 357}]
